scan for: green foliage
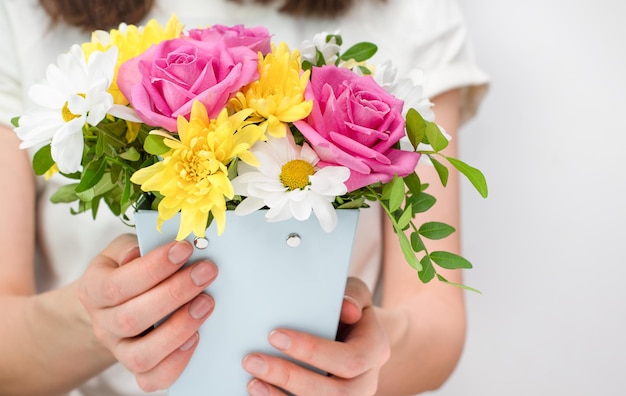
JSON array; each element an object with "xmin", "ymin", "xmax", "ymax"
[
  {"xmin": 447, "ymin": 157, "xmax": 489, "ymax": 198},
  {"xmin": 40, "ymin": 117, "xmax": 162, "ymax": 219},
  {"xmin": 32, "ymin": 145, "xmax": 55, "ymax": 176},
  {"xmin": 339, "ymin": 42, "xmax": 378, "ymax": 62}
]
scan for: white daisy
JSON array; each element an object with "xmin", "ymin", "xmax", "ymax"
[
  {"xmin": 15, "ymin": 44, "xmax": 119, "ymax": 173},
  {"xmin": 232, "ymin": 133, "xmax": 350, "ymax": 232}
]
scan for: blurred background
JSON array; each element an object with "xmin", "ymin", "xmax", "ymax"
[{"xmin": 430, "ymin": 1, "xmax": 626, "ymax": 394}]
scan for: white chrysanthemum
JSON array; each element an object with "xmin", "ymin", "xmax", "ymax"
[
  {"xmin": 372, "ymin": 61, "xmax": 434, "ymax": 121},
  {"xmin": 369, "ymin": 61, "xmax": 451, "ymax": 163},
  {"xmin": 15, "ymin": 45, "xmax": 119, "ymax": 173},
  {"xmin": 299, "ymin": 31, "xmax": 341, "ymax": 66},
  {"xmin": 232, "ymin": 133, "xmax": 349, "ymax": 232}
]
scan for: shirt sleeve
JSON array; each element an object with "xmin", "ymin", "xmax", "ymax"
[
  {"xmin": 415, "ymin": 0, "xmax": 489, "ymax": 123},
  {"xmin": 349, "ymin": 0, "xmax": 489, "ymax": 124}
]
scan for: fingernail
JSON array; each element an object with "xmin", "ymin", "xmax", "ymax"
[
  {"xmin": 189, "ymin": 294, "xmax": 214, "ymax": 320},
  {"xmin": 179, "ymin": 333, "xmax": 198, "ymax": 352},
  {"xmin": 247, "ymin": 379, "xmax": 270, "ymax": 396},
  {"xmin": 168, "ymin": 241, "xmax": 193, "ymax": 265},
  {"xmin": 344, "ymin": 295, "xmax": 362, "ymax": 312},
  {"xmin": 190, "ymin": 261, "xmax": 217, "ymax": 287},
  {"xmin": 269, "ymin": 330, "xmax": 291, "ymax": 350},
  {"xmin": 243, "ymin": 355, "xmax": 267, "ymax": 376}
]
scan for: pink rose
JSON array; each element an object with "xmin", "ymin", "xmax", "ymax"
[
  {"xmin": 294, "ymin": 66, "xmax": 420, "ymax": 191},
  {"xmin": 117, "ymin": 37, "xmax": 259, "ymax": 131},
  {"xmin": 188, "ymin": 24, "xmax": 271, "ymax": 55}
]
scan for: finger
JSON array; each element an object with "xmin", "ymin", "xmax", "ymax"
[
  {"xmin": 114, "ymin": 293, "xmax": 214, "ymax": 375},
  {"xmin": 340, "ymin": 277, "xmax": 372, "ymax": 325},
  {"xmin": 243, "ymin": 353, "xmax": 375, "ymax": 396},
  {"xmin": 83, "ymin": 237, "xmax": 194, "ymax": 308},
  {"xmin": 267, "ymin": 307, "xmax": 388, "ymax": 379},
  {"xmin": 95, "ymin": 260, "xmax": 218, "ymax": 338},
  {"xmin": 247, "ymin": 379, "xmax": 288, "ymax": 396},
  {"xmin": 133, "ymin": 332, "xmax": 200, "ymax": 392}
]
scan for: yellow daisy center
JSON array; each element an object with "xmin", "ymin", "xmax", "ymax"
[
  {"xmin": 61, "ymin": 101, "xmax": 80, "ymax": 122},
  {"xmin": 280, "ymin": 159, "xmax": 315, "ymax": 190},
  {"xmin": 61, "ymin": 93, "xmax": 85, "ymax": 122}
]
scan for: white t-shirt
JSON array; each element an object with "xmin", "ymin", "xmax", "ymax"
[{"xmin": 0, "ymin": 0, "xmax": 488, "ymax": 394}]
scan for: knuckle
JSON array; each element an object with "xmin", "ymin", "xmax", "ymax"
[
  {"xmin": 100, "ymin": 276, "xmax": 123, "ymax": 305},
  {"xmin": 271, "ymin": 362, "xmax": 293, "ymax": 389},
  {"xmin": 113, "ymin": 309, "xmax": 139, "ymax": 336},
  {"xmin": 167, "ymin": 280, "xmax": 189, "ymax": 303},
  {"xmin": 341, "ymin": 352, "xmax": 369, "ymax": 378},
  {"xmin": 122, "ymin": 348, "xmax": 153, "ymax": 374}
]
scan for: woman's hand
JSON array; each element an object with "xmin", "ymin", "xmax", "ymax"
[
  {"xmin": 78, "ymin": 234, "xmax": 218, "ymax": 391},
  {"xmin": 242, "ymin": 277, "xmax": 390, "ymax": 396}
]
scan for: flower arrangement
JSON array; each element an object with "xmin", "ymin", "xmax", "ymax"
[{"xmin": 13, "ymin": 15, "xmax": 487, "ymax": 286}]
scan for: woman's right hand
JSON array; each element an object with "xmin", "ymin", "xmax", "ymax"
[{"xmin": 78, "ymin": 234, "xmax": 218, "ymax": 391}]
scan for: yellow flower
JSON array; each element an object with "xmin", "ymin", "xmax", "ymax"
[
  {"xmin": 82, "ymin": 14, "xmax": 184, "ymax": 106},
  {"xmin": 231, "ymin": 42, "xmax": 312, "ymax": 138},
  {"xmin": 131, "ymin": 101, "xmax": 264, "ymax": 240}
]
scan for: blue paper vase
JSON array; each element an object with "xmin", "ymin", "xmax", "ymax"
[{"xmin": 134, "ymin": 209, "xmax": 360, "ymax": 395}]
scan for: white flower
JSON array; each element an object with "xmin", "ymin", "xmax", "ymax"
[
  {"xmin": 15, "ymin": 45, "xmax": 119, "ymax": 173},
  {"xmin": 373, "ymin": 61, "xmax": 434, "ymax": 121},
  {"xmin": 300, "ymin": 31, "xmax": 341, "ymax": 66},
  {"xmin": 232, "ymin": 133, "xmax": 349, "ymax": 232},
  {"xmin": 370, "ymin": 61, "xmax": 452, "ymax": 164}
]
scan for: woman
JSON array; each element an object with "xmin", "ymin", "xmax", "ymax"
[{"xmin": 0, "ymin": 0, "xmax": 488, "ymax": 394}]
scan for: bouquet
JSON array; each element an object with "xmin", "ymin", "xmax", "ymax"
[{"xmin": 13, "ymin": 15, "xmax": 487, "ymax": 286}]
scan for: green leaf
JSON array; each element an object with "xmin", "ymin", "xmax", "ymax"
[
  {"xmin": 95, "ymin": 132, "xmax": 107, "ymax": 159},
  {"xmin": 315, "ymin": 48, "xmax": 326, "ymax": 67},
  {"xmin": 408, "ymin": 192, "xmax": 436, "ymax": 214},
  {"xmin": 405, "ymin": 108, "xmax": 426, "ymax": 150},
  {"xmin": 397, "ymin": 203, "xmax": 413, "ymax": 230},
  {"xmin": 336, "ymin": 196, "xmax": 366, "ymax": 209},
  {"xmin": 144, "ymin": 134, "xmax": 170, "ymax": 156},
  {"xmin": 32, "ymin": 145, "xmax": 55, "ymax": 176},
  {"xmin": 429, "ymin": 251, "xmax": 473, "ymax": 269},
  {"xmin": 446, "ymin": 157, "xmax": 489, "ymax": 198},
  {"xmin": 385, "ymin": 176, "xmax": 405, "ymax": 212},
  {"xmin": 340, "ymin": 42, "xmax": 377, "ymax": 62},
  {"xmin": 397, "ymin": 230, "xmax": 421, "ymax": 271},
  {"xmin": 403, "ymin": 172, "xmax": 422, "ymax": 198},
  {"xmin": 50, "ymin": 183, "xmax": 79, "ymax": 203},
  {"xmin": 326, "ymin": 33, "xmax": 342, "ymax": 46},
  {"xmin": 75, "ymin": 158, "xmax": 107, "ymax": 193},
  {"xmin": 410, "ymin": 231, "xmax": 426, "ymax": 253},
  {"xmin": 357, "ymin": 65, "xmax": 372, "ymax": 75},
  {"xmin": 436, "ymin": 274, "xmax": 481, "ymax": 293},
  {"xmin": 119, "ymin": 147, "xmax": 141, "ymax": 161},
  {"xmin": 418, "ymin": 255, "xmax": 436, "ymax": 283},
  {"xmin": 418, "ymin": 222, "xmax": 456, "ymax": 240},
  {"xmin": 11, "ymin": 116, "xmax": 20, "ymax": 127},
  {"xmin": 424, "ymin": 121, "xmax": 448, "ymax": 152},
  {"xmin": 430, "ymin": 156, "xmax": 449, "ymax": 187}
]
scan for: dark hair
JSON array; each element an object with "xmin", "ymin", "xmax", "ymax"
[
  {"xmin": 39, "ymin": 0, "xmax": 155, "ymax": 31},
  {"xmin": 39, "ymin": 0, "xmax": 353, "ymax": 31}
]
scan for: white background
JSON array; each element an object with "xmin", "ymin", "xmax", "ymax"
[{"xmin": 430, "ymin": 1, "xmax": 626, "ymax": 395}]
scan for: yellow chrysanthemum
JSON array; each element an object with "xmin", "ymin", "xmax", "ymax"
[
  {"xmin": 82, "ymin": 14, "xmax": 184, "ymax": 106},
  {"xmin": 231, "ymin": 42, "xmax": 312, "ymax": 138},
  {"xmin": 130, "ymin": 101, "xmax": 264, "ymax": 240}
]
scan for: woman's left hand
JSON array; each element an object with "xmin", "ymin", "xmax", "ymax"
[{"xmin": 242, "ymin": 277, "xmax": 390, "ymax": 395}]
